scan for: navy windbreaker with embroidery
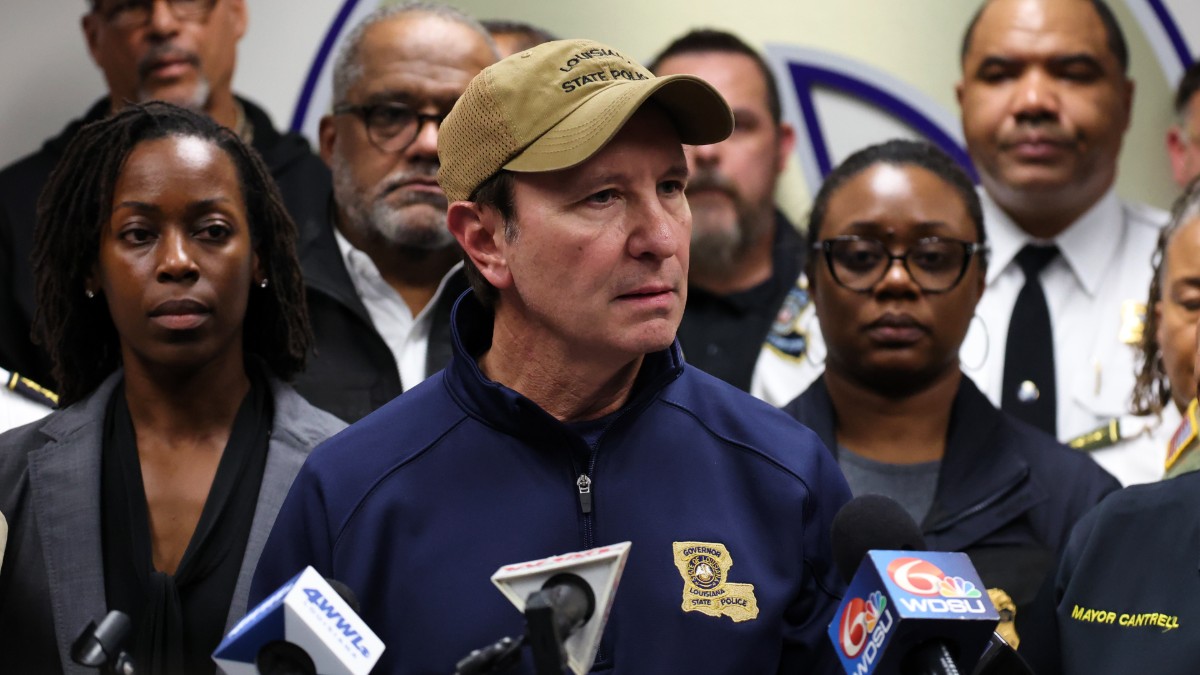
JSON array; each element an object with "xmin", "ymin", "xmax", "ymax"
[{"xmin": 250, "ymin": 292, "xmax": 851, "ymax": 674}]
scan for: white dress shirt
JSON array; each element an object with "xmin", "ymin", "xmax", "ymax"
[
  {"xmin": 335, "ymin": 229, "xmax": 463, "ymax": 392},
  {"xmin": 751, "ymin": 188, "xmax": 1167, "ymax": 444},
  {"xmin": 961, "ymin": 189, "xmax": 1166, "ymax": 441}
]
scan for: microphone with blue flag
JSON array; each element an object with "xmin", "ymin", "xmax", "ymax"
[{"xmin": 212, "ymin": 566, "xmax": 383, "ymax": 675}]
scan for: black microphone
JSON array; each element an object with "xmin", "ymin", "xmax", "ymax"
[
  {"xmin": 72, "ymin": 610, "xmax": 135, "ymax": 675},
  {"xmin": 458, "ymin": 542, "xmax": 629, "ymax": 675},
  {"xmin": 829, "ymin": 495, "xmax": 998, "ymax": 675},
  {"xmin": 832, "ymin": 494, "xmax": 928, "ymax": 584},
  {"xmin": 526, "ymin": 573, "xmax": 596, "ymax": 675}
]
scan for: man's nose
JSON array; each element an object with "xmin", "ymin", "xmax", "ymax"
[{"xmin": 1012, "ymin": 69, "xmax": 1060, "ymax": 124}]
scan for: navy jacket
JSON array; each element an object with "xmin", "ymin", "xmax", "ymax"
[
  {"xmin": 290, "ymin": 204, "xmax": 468, "ymax": 423},
  {"xmin": 0, "ymin": 97, "xmax": 331, "ymax": 386},
  {"xmin": 1023, "ymin": 471, "xmax": 1200, "ymax": 675},
  {"xmin": 783, "ymin": 375, "xmax": 1119, "ymax": 620},
  {"xmin": 252, "ymin": 292, "xmax": 852, "ymax": 674}
]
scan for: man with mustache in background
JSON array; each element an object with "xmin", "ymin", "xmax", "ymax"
[
  {"xmin": 0, "ymin": 0, "xmax": 331, "ymax": 390},
  {"xmin": 956, "ymin": 0, "xmax": 1166, "ymax": 448},
  {"xmin": 650, "ymin": 30, "xmax": 802, "ymax": 392},
  {"xmin": 288, "ymin": 4, "xmax": 498, "ymax": 423}
]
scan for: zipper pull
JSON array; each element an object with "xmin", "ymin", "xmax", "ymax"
[{"xmin": 576, "ymin": 474, "xmax": 592, "ymax": 514}]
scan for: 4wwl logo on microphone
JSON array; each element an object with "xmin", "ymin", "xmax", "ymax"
[{"xmin": 829, "ymin": 551, "xmax": 999, "ymax": 675}]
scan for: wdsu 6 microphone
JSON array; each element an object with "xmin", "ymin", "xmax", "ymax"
[
  {"xmin": 212, "ymin": 566, "xmax": 383, "ymax": 675},
  {"xmin": 829, "ymin": 496, "xmax": 999, "ymax": 675}
]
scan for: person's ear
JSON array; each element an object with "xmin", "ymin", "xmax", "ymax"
[
  {"xmin": 228, "ymin": 0, "xmax": 248, "ymax": 42},
  {"xmin": 447, "ymin": 201, "xmax": 513, "ymax": 290},
  {"xmin": 774, "ymin": 122, "xmax": 796, "ymax": 175},
  {"xmin": 81, "ymin": 11, "xmax": 103, "ymax": 66},
  {"xmin": 318, "ymin": 115, "xmax": 338, "ymax": 168}
]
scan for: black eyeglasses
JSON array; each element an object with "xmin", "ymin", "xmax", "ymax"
[
  {"xmin": 98, "ymin": 0, "xmax": 217, "ymax": 30},
  {"xmin": 332, "ymin": 102, "xmax": 446, "ymax": 154},
  {"xmin": 814, "ymin": 236, "xmax": 987, "ymax": 293}
]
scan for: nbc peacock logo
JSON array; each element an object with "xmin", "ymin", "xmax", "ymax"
[
  {"xmin": 838, "ymin": 591, "xmax": 890, "ymax": 658},
  {"xmin": 886, "ymin": 557, "xmax": 982, "ymax": 599}
]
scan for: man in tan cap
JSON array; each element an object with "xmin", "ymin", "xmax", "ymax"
[{"xmin": 252, "ymin": 39, "xmax": 850, "ymax": 674}]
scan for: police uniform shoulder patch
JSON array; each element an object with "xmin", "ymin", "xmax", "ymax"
[
  {"xmin": 6, "ymin": 371, "xmax": 58, "ymax": 409},
  {"xmin": 1067, "ymin": 418, "xmax": 1121, "ymax": 453},
  {"xmin": 764, "ymin": 275, "xmax": 811, "ymax": 362},
  {"xmin": 672, "ymin": 541, "xmax": 758, "ymax": 622}
]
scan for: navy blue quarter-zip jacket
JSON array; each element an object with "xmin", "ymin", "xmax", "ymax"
[{"xmin": 251, "ymin": 292, "xmax": 851, "ymax": 674}]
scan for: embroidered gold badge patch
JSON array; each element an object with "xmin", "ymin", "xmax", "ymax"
[
  {"xmin": 673, "ymin": 541, "xmax": 759, "ymax": 622},
  {"xmin": 988, "ymin": 588, "xmax": 1019, "ymax": 648}
]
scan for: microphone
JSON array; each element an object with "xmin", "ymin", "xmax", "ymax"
[
  {"xmin": 461, "ymin": 541, "xmax": 630, "ymax": 675},
  {"xmin": 71, "ymin": 610, "xmax": 135, "ymax": 675},
  {"xmin": 212, "ymin": 566, "xmax": 384, "ymax": 675},
  {"xmin": 828, "ymin": 496, "xmax": 999, "ymax": 675}
]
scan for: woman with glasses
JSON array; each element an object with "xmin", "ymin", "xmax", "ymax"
[
  {"xmin": 0, "ymin": 103, "xmax": 344, "ymax": 674},
  {"xmin": 782, "ymin": 140, "xmax": 1119, "ymax": 642}
]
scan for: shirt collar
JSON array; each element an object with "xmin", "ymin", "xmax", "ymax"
[
  {"xmin": 332, "ymin": 227, "xmax": 464, "ymax": 312},
  {"xmin": 981, "ymin": 187, "xmax": 1122, "ymax": 296}
]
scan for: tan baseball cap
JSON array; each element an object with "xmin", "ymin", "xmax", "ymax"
[{"xmin": 437, "ymin": 38, "xmax": 734, "ymax": 203}]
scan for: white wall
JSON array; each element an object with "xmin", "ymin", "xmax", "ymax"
[{"xmin": 0, "ymin": 0, "xmax": 1189, "ymax": 215}]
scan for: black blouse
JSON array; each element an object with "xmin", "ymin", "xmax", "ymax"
[{"xmin": 101, "ymin": 372, "xmax": 271, "ymax": 674}]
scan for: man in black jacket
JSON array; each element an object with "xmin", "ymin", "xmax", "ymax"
[
  {"xmin": 650, "ymin": 30, "xmax": 804, "ymax": 392},
  {"xmin": 289, "ymin": 5, "xmax": 497, "ymax": 422},
  {"xmin": 0, "ymin": 0, "xmax": 330, "ymax": 387}
]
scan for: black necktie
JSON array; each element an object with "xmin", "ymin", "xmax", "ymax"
[{"xmin": 1001, "ymin": 244, "xmax": 1059, "ymax": 435}]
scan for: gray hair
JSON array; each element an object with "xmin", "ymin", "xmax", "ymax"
[{"xmin": 332, "ymin": 2, "xmax": 499, "ymax": 105}]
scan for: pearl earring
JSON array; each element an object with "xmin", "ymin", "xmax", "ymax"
[
  {"xmin": 85, "ymin": 289, "xmax": 95, "ymax": 299},
  {"xmin": 259, "ymin": 279, "xmax": 269, "ymax": 289}
]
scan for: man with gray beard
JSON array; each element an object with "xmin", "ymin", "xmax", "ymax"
[
  {"xmin": 651, "ymin": 30, "xmax": 804, "ymax": 391},
  {"xmin": 0, "ymin": 0, "xmax": 331, "ymax": 390},
  {"xmin": 289, "ymin": 3, "xmax": 498, "ymax": 422}
]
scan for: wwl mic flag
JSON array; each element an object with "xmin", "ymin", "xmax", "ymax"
[
  {"xmin": 830, "ymin": 551, "xmax": 999, "ymax": 675},
  {"xmin": 213, "ymin": 566, "xmax": 383, "ymax": 675}
]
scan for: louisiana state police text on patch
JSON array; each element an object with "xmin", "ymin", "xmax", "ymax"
[{"xmin": 672, "ymin": 541, "xmax": 758, "ymax": 622}]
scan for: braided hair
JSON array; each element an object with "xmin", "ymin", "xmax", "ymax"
[
  {"xmin": 32, "ymin": 101, "xmax": 311, "ymax": 405},
  {"xmin": 1131, "ymin": 176, "xmax": 1200, "ymax": 415}
]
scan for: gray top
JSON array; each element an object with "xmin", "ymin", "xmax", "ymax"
[{"xmin": 837, "ymin": 444, "xmax": 941, "ymax": 525}]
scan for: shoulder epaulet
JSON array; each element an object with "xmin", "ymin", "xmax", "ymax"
[
  {"xmin": 1067, "ymin": 418, "xmax": 1122, "ymax": 453},
  {"xmin": 1165, "ymin": 399, "xmax": 1199, "ymax": 478},
  {"xmin": 5, "ymin": 371, "xmax": 58, "ymax": 409}
]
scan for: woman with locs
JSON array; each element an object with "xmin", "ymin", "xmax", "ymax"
[{"xmin": 0, "ymin": 102, "xmax": 345, "ymax": 674}]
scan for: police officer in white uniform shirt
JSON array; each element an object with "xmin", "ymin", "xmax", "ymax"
[{"xmin": 755, "ymin": 0, "xmax": 1166, "ymax": 446}]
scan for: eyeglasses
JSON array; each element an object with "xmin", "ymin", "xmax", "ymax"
[
  {"xmin": 814, "ymin": 236, "xmax": 987, "ymax": 293},
  {"xmin": 97, "ymin": 0, "xmax": 217, "ymax": 30},
  {"xmin": 332, "ymin": 102, "xmax": 446, "ymax": 154}
]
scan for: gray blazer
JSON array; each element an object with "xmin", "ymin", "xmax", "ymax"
[{"xmin": 0, "ymin": 370, "xmax": 346, "ymax": 674}]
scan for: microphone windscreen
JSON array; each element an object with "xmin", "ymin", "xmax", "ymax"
[
  {"xmin": 327, "ymin": 579, "xmax": 361, "ymax": 615},
  {"xmin": 831, "ymin": 494, "xmax": 927, "ymax": 584}
]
